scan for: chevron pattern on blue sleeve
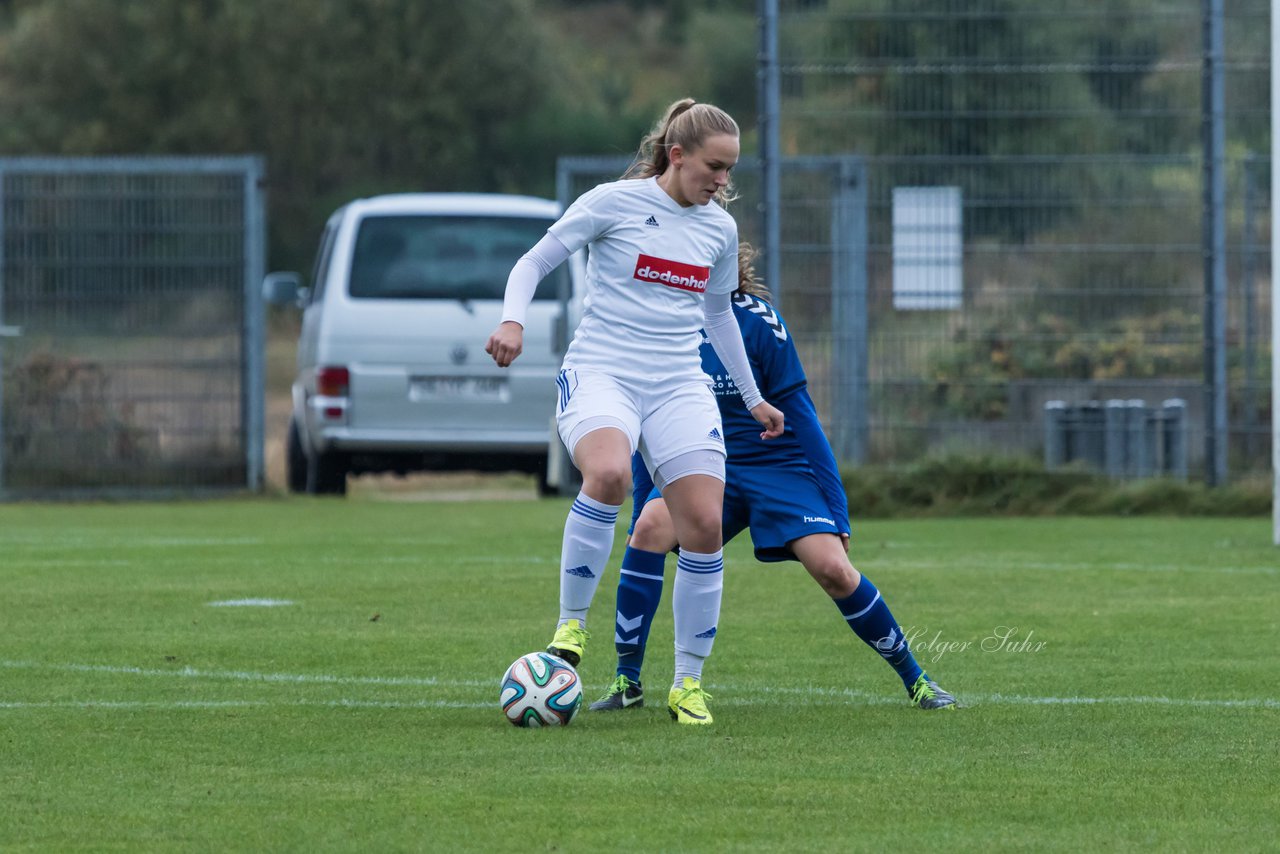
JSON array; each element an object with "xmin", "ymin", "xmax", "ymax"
[{"xmin": 732, "ymin": 293, "xmax": 787, "ymax": 341}]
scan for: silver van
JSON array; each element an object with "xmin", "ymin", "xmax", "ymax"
[{"xmin": 263, "ymin": 193, "xmax": 581, "ymax": 495}]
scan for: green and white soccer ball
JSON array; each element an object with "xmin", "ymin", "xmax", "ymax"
[{"xmin": 500, "ymin": 651, "xmax": 582, "ymax": 727}]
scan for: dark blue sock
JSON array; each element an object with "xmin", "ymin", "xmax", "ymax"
[
  {"xmin": 833, "ymin": 574, "xmax": 923, "ymax": 690},
  {"xmin": 613, "ymin": 547, "xmax": 667, "ymax": 684}
]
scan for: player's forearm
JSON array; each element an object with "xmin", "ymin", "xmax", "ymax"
[
  {"xmin": 500, "ymin": 232, "xmax": 570, "ymax": 327},
  {"xmin": 703, "ymin": 291, "xmax": 764, "ymax": 409}
]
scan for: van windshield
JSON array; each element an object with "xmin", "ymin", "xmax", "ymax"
[{"xmin": 348, "ymin": 214, "xmax": 568, "ymax": 301}]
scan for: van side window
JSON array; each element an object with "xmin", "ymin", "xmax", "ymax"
[{"xmin": 347, "ymin": 215, "xmax": 568, "ymax": 301}]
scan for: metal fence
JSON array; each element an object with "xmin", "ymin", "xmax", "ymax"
[
  {"xmin": 0, "ymin": 157, "xmax": 266, "ymax": 497},
  {"xmin": 765, "ymin": 0, "xmax": 1273, "ymax": 483}
]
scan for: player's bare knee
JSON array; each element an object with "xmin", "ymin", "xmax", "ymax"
[
  {"xmin": 581, "ymin": 464, "xmax": 630, "ymax": 505},
  {"xmin": 632, "ymin": 513, "xmax": 660, "ymax": 541},
  {"xmin": 632, "ymin": 510, "xmax": 676, "ymax": 552},
  {"xmin": 812, "ymin": 558, "xmax": 857, "ymax": 599},
  {"xmin": 679, "ymin": 510, "xmax": 722, "ymax": 552}
]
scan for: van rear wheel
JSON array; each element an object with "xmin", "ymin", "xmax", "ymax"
[
  {"xmin": 307, "ymin": 450, "xmax": 349, "ymax": 496},
  {"xmin": 535, "ymin": 460, "xmax": 558, "ymax": 497},
  {"xmin": 285, "ymin": 417, "xmax": 307, "ymax": 493}
]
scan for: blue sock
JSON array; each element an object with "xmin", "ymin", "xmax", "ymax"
[
  {"xmin": 834, "ymin": 575, "xmax": 923, "ymax": 690},
  {"xmin": 612, "ymin": 547, "xmax": 667, "ymax": 684}
]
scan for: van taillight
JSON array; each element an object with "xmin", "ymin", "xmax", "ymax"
[{"xmin": 317, "ymin": 366, "xmax": 349, "ymax": 397}]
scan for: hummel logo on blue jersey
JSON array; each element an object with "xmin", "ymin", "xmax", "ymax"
[
  {"xmin": 708, "ymin": 427, "xmax": 722, "ymax": 441},
  {"xmin": 733, "ymin": 292, "xmax": 788, "ymax": 342},
  {"xmin": 565, "ymin": 564, "xmax": 595, "ymax": 578},
  {"xmin": 644, "ymin": 215, "xmax": 659, "ymax": 227},
  {"xmin": 694, "ymin": 626, "xmax": 717, "ymax": 639}
]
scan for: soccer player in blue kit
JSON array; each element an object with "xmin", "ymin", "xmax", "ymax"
[{"xmin": 589, "ymin": 245, "xmax": 958, "ymax": 720}]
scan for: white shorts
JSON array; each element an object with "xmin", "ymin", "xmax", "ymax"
[{"xmin": 556, "ymin": 369, "xmax": 726, "ymax": 472}]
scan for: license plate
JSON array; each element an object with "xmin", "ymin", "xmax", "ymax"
[{"xmin": 408, "ymin": 375, "xmax": 509, "ymax": 402}]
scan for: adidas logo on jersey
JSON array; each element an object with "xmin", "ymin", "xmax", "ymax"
[
  {"xmin": 565, "ymin": 564, "xmax": 595, "ymax": 579},
  {"xmin": 644, "ymin": 215, "xmax": 660, "ymax": 227},
  {"xmin": 708, "ymin": 427, "xmax": 722, "ymax": 441}
]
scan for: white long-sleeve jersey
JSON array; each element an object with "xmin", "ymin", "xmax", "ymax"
[{"xmin": 549, "ymin": 176, "xmax": 739, "ymax": 384}]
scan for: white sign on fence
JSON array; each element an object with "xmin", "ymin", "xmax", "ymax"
[{"xmin": 892, "ymin": 186, "xmax": 963, "ymax": 310}]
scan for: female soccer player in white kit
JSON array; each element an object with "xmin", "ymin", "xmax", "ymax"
[{"xmin": 485, "ymin": 98, "xmax": 784, "ymax": 724}]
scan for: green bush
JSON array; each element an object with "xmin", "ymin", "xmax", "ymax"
[
  {"xmin": 841, "ymin": 453, "xmax": 1271, "ymax": 517},
  {"xmin": 922, "ymin": 309, "xmax": 1202, "ymax": 421},
  {"xmin": 2, "ymin": 351, "xmax": 159, "ymax": 487}
]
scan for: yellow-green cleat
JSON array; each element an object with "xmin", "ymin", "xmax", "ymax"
[
  {"xmin": 909, "ymin": 674, "xmax": 958, "ymax": 710},
  {"xmin": 546, "ymin": 619, "xmax": 589, "ymax": 668},
  {"xmin": 667, "ymin": 677, "xmax": 714, "ymax": 725}
]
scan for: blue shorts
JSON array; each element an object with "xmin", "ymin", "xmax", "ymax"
[
  {"xmin": 722, "ymin": 463, "xmax": 843, "ymax": 563},
  {"xmin": 639, "ymin": 463, "xmax": 842, "ymax": 563}
]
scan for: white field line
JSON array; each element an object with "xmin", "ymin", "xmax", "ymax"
[
  {"xmin": 753, "ymin": 684, "xmax": 1280, "ymax": 710},
  {"xmin": 0, "ymin": 536, "xmax": 265, "ymax": 548},
  {"xmin": 0, "ymin": 659, "xmax": 490, "ymax": 688},
  {"xmin": 3, "ymin": 554, "xmax": 557, "ymax": 569},
  {"xmin": 881, "ymin": 559, "xmax": 1278, "ymax": 576},
  {"xmin": 0, "ymin": 699, "xmax": 487, "ymax": 710},
  {"xmin": 2, "ymin": 693, "xmax": 1277, "ymax": 712},
  {"xmin": 5, "ymin": 559, "xmax": 137, "ymax": 568},
  {"xmin": 1, "ymin": 660, "xmax": 1276, "ymax": 711}
]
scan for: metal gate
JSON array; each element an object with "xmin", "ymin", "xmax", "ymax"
[
  {"xmin": 0, "ymin": 156, "xmax": 266, "ymax": 498},
  {"xmin": 768, "ymin": 0, "xmax": 1273, "ymax": 484},
  {"xmin": 551, "ymin": 155, "xmax": 868, "ymax": 485}
]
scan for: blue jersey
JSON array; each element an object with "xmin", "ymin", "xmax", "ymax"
[
  {"xmin": 705, "ymin": 293, "xmax": 809, "ymax": 467},
  {"xmin": 632, "ymin": 292, "xmax": 849, "ymax": 539}
]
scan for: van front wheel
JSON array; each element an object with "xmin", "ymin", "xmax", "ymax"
[{"xmin": 307, "ymin": 450, "xmax": 349, "ymax": 496}]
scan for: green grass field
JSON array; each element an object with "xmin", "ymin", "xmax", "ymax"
[{"xmin": 2, "ymin": 496, "xmax": 1277, "ymax": 851}]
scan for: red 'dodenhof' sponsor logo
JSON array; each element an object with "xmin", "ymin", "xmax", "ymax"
[{"xmin": 633, "ymin": 254, "xmax": 710, "ymax": 293}]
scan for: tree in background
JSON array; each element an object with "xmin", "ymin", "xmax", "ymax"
[
  {"xmin": 0, "ymin": 0, "xmax": 664, "ymax": 269},
  {"xmin": 0, "ymin": 0, "xmax": 760, "ymax": 270}
]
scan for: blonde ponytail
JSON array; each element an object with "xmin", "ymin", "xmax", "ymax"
[
  {"xmin": 624, "ymin": 98, "xmax": 740, "ymax": 203},
  {"xmin": 735, "ymin": 242, "xmax": 771, "ymax": 299}
]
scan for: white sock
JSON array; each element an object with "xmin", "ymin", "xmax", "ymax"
[
  {"xmin": 672, "ymin": 548, "xmax": 723, "ymax": 686},
  {"xmin": 558, "ymin": 491, "xmax": 620, "ymax": 623},
  {"xmin": 673, "ymin": 650, "xmax": 704, "ymax": 687}
]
